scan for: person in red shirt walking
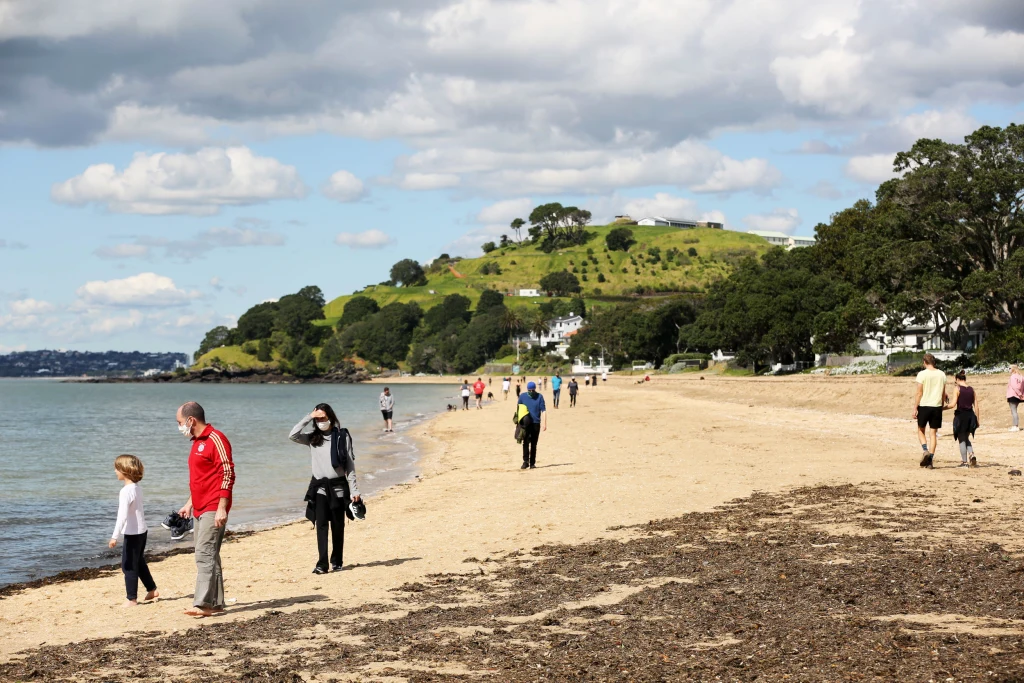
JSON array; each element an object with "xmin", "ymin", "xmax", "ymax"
[
  {"xmin": 473, "ymin": 377, "xmax": 486, "ymax": 409},
  {"xmin": 176, "ymin": 401, "xmax": 235, "ymax": 618}
]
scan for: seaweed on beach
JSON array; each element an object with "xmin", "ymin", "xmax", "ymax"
[{"xmin": 5, "ymin": 484, "xmax": 1024, "ymax": 682}]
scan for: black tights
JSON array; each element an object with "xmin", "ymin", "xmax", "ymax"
[
  {"xmin": 122, "ymin": 531, "xmax": 156, "ymax": 601},
  {"xmin": 315, "ymin": 494, "xmax": 346, "ymax": 569},
  {"xmin": 521, "ymin": 423, "xmax": 541, "ymax": 467},
  {"xmin": 569, "ymin": 393, "xmax": 577, "ymax": 407}
]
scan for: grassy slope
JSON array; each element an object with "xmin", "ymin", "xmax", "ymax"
[
  {"xmin": 193, "ymin": 345, "xmax": 277, "ymax": 370},
  {"xmin": 323, "ymin": 225, "xmax": 769, "ymax": 323}
]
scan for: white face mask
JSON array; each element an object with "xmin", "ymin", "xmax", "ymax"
[
  {"xmin": 316, "ymin": 420, "xmax": 332, "ymax": 432},
  {"xmin": 178, "ymin": 419, "xmax": 192, "ymax": 437}
]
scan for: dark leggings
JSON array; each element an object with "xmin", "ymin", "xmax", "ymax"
[
  {"xmin": 315, "ymin": 494, "xmax": 346, "ymax": 570},
  {"xmin": 569, "ymin": 392, "xmax": 577, "ymax": 407},
  {"xmin": 522, "ymin": 423, "xmax": 541, "ymax": 466},
  {"xmin": 122, "ymin": 531, "xmax": 156, "ymax": 601}
]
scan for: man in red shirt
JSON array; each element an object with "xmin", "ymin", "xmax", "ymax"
[
  {"xmin": 473, "ymin": 377, "xmax": 486, "ymax": 409},
  {"xmin": 176, "ymin": 401, "xmax": 235, "ymax": 617}
]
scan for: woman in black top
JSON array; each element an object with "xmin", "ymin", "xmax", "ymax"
[{"xmin": 948, "ymin": 371, "xmax": 980, "ymax": 468}]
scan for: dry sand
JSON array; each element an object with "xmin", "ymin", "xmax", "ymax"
[{"xmin": 3, "ymin": 372, "xmax": 1024, "ymax": 677}]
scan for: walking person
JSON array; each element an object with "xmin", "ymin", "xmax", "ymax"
[
  {"xmin": 602, "ymin": 369, "xmax": 608, "ymax": 383},
  {"xmin": 517, "ymin": 381, "xmax": 547, "ymax": 469},
  {"xmin": 289, "ymin": 404, "xmax": 361, "ymax": 574},
  {"xmin": 913, "ymin": 354, "xmax": 947, "ymax": 469},
  {"xmin": 109, "ymin": 455, "xmax": 158, "ymax": 607},
  {"xmin": 542, "ymin": 377, "xmax": 547, "ymax": 390},
  {"xmin": 379, "ymin": 386, "xmax": 395, "ymax": 432},
  {"xmin": 551, "ymin": 372, "xmax": 562, "ymax": 408},
  {"xmin": 473, "ymin": 377, "xmax": 486, "ymax": 409},
  {"xmin": 568, "ymin": 377, "xmax": 579, "ymax": 407},
  {"xmin": 176, "ymin": 402, "xmax": 234, "ymax": 618},
  {"xmin": 502, "ymin": 376, "xmax": 511, "ymax": 400},
  {"xmin": 1007, "ymin": 365, "xmax": 1024, "ymax": 432},
  {"xmin": 515, "ymin": 380, "xmax": 522, "ymax": 398},
  {"xmin": 461, "ymin": 380, "xmax": 471, "ymax": 410},
  {"xmin": 948, "ymin": 371, "xmax": 980, "ymax": 468}
]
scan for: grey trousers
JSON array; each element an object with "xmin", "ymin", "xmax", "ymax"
[{"xmin": 193, "ymin": 511, "xmax": 226, "ymax": 609}]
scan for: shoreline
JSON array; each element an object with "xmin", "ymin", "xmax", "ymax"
[{"xmin": 4, "ymin": 373, "xmax": 1024, "ymax": 672}]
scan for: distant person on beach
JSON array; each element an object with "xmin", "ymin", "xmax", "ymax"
[
  {"xmin": 568, "ymin": 377, "xmax": 579, "ymax": 407},
  {"xmin": 542, "ymin": 377, "xmax": 547, "ymax": 390},
  {"xmin": 379, "ymin": 387, "xmax": 394, "ymax": 432},
  {"xmin": 551, "ymin": 372, "xmax": 562, "ymax": 408},
  {"xmin": 592, "ymin": 373, "xmax": 598, "ymax": 388},
  {"xmin": 289, "ymin": 404, "xmax": 361, "ymax": 574},
  {"xmin": 109, "ymin": 454, "xmax": 158, "ymax": 607},
  {"xmin": 515, "ymin": 380, "xmax": 522, "ymax": 397},
  {"xmin": 913, "ymin": 354, "xmax": 947, "ymax": 469},
  {"xmin": 1007, "ymin": 365, "xmax": 1024, "ymax": 432},
  {"xmin": 461, "ymin": 380, "xmax": 471, "ymax": 410},
  {"xmin": 517, "ymin": 381, "xmax": 547, "ymax": 469},
  {"xmin": 502, "ymin": 377, "xmax": 511, "ymax": 400},
  {"xmin": 602, "ymin": 370, "xmax": 608, "ymax": 383},
  {"xmin": 948, "ymin": 371, "xmax": 980, "ymax": 468},
  {"xmin": 473, "ymin": 377, "xmax": 486, "ymax": 409},
  {"xmin": 176, "ymin": 401, "xmax": 234, "ymax": 617}
]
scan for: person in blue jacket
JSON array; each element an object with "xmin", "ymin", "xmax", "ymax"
[{"xmin": 517, "ymin": 381, "xmax": 547, "ymax": 469}]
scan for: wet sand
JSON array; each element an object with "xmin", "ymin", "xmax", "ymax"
[{"xmin": 3, "ymin": 373, "xmax": 1024, "ymax": 680}]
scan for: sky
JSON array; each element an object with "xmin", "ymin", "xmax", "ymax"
[{"xmin": 1, "ymin": 0, "xmax": 1022, "ymax": 354}]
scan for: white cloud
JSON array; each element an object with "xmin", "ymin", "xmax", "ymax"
[
  {"xmin": 476, "ymin": 198, "xmax": 533, "ymax": 224},
  {"xmin": 807, "ymin": 180, "xmax": 843, "ymax": 200},
  {"xmin": 322, "ymin": 170, "xmax": 367, "ymax": 202},
  {"xmin": 209, "ymin": 276, "xmax": 224, "ymax": 290},
  {"xmin": 52, "ymin": 147, "xmax": 307, "ymax": 215},
  {"xmin": 9, "ymin": 298, "xmax": 56, "ymax": 315},
  {"xmin": 95, "ymin": 243, "xmax": 151, "ymax": 259},
  {"xmin": 398, "ymin": 173, "xmax": 461, "ymax": 191},
  {"xmin": 94, "ymin": 224, "xmax": 285, "ymax": 261},
  {"xmin": 201, "ymin": 226, "xmax": 285, "ymax": 247},
  {"xmin": 0, "ymin": 344, "xmax": 28, "ymax": 354},
  {"xmin": 620, "ymin": 193, "xmax": 699, "ymax": 221},
  {"xmin": 334, "ymin": 229, "xmax": 395, "ymax": 249},
  {"xmin": 845, "ymin": 154, "xmax": 898, "ymax": 184},
  {"xmin": 75, "ymin": 272, "xmax": 200, "ymax": 307},
  {"xmin": 743, "ymin": 208, "xmax": 802, "ymax": 234}
]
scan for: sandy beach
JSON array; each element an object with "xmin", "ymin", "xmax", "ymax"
[{"xmin": 3, "ymin": 373, "xmax": 1024, "ymax": 680}]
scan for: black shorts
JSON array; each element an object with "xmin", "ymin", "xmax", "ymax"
[
  {"xmin": 917, "ymin": 405, "xmax": 943, "ymax": 430},
  {"xmin": 1009, "ymin": 397, "xmax": 1022, "ymax": 406},
  {"xmin": 381, "ymin": 410, "xmax": 393, "ymax": 419}
]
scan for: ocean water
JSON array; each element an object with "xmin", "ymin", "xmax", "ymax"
[{"xmin": 0, "ymin": 379, "xmax": 458, "ymax": 587}]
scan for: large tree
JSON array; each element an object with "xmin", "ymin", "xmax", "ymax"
[
  {"xmin": 539, "ymin": 270, "xmax": 581, "ymax": 296},
  {"xmin": 389, "ymin": 259, "xmax": 427, "ymax": 287},
  {"xmin": 235, "ymin": 301, "xmax": 278, "ymax": 341},
  {"xmin": 337, "ymin": 295, "xmax": 380, "ymax": 330}
]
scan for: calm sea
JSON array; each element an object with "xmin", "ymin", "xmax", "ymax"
[{"xmin": 0, "ymin": 379, "xmax": 458, "ymax": 587}]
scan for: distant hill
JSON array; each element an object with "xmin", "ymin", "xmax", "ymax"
[
  {"xmin": 0, "ymin": 350, "xmax": 189, "ymax": 377},
  {"xmin": 324, "ymin": 224, "xmax": 769, "ymax": 323}
]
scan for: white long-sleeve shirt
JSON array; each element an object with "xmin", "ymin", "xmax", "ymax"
[{"xmin": 112, "ymin": 482, "xmax": 147, "ymax": 539}]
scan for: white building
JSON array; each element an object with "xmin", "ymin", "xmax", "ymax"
[
  {"xmin": 858, "ymin": 318, "xmax": 986, "ymax": 358},
  {"xmin": 514, "ymin": 313, "xmax": 584, "ymax": 358},
  {"xmin": 637, "ymin": 216, "xmax": 724, "ymax": 229},
  {"xmin": 518, "ymin": 288, "xmax": 541, "ymax": 297},
  {"xmin": 747, "ymin": 230, "xmax": 816, "ymax": 249}
]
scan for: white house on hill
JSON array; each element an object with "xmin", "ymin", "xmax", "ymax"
[
  {"xmin": 514, "ymin": 313, "xmax": 584, "ymax": 359},
  {"xmin": 517, "ymin": 288, "xmax": 541, "ymax": 297},
  {"xmin": 637, "ymin": 216, "xmax": 724, "ymax": 229},
  {"xmin": 748, "ymin": 230, "xmax": 816, "ymax": 249}
]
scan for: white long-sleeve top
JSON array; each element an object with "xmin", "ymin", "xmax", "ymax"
[{"xmin": 111, "ymin": 482, "xmax": 147, "ymax": 540}]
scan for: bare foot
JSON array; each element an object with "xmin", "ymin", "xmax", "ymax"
[
  {"xmin": 122, "ymin": 599, "xmax": 138, "ymax": 608},
  {"xmin": 144, "ymin": 590, "xmax": 160, "ymax": 601},
  {"xmin": 184, "ymin": 606, "xmax": 225, "ymax": 618}
]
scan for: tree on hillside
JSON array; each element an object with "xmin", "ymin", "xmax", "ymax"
[
  {"xmin": 389, "ymin": 259, "xmax": 427, "ymax": 287},
  {"xmin": 528, "ymin": 203, "xmax": 593, "ymax": 251},
  {"xmin": 288, "ymin": 344, "xmax": 318, "ymax": 378},
  {"xmin": 275, "ymin": 285, "xmax": 329, "ymax": 346},
  {"xmin": 318, "ymin": 334, "xmax": 346, "ymax": 371},
  {"xmin": 476, "ymin": 289, "xmax": 505, "ymax": 316},
  {"xmin": 354, "ymin": 302, "xmax": 424, "ymax": 366},
  {"xmin": 481, "ymin": 241, "xmax": 497, "ymax": 253},
  {"xmin": 567, "ymin": 298, "xmax": 696, "ymax": 368},
  {"xmin": 337, "ymin": 295, "xmax": 380, "ymax": 330},
  {"xmin": 423, "ymin": 294, "xmax": 472, "ymax": 334},
  {"xmin": 236, "ymin": 301, "xmax": 278, "ymax": 341},
  {"xmin": 500, "ymin": 307, "xmax": 524, "ymax": 349},
  {"xmin": 195, "ymin": 326, "xmax": 231, "ymax": 360},
  {"xmin": 606, "ymin": 227, "xmax": 635, "ymax": 252},
  {"xmin": 510, "ymin": 218, "xmax": 525, "ymax": 243},
  {"xmin": 528, "ymin": 311, "xmax": 550, "ymax": 349},
  {"xmin": 539, "ymin": 270, "xmax": 581, "ymax": 296}
]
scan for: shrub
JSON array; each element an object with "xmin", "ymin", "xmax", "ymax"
[
  {"xmin": 682, "ymin": 236, "xmax": 700, "ymax": 244},
  {"xmin": 581, "ymin": 274, "xmax": 588, "ymax": 281},
  {"xmin": 592, "ymin": 288, "xmax": 603, "ymax": 295},
  {"xmin": 660, "ymin": 261, "xmax": 669, "ymax": 270},
  {"xmin": 687, "ymin": 247, "xmax": 698, "ymax": 257},
  {"xmin": 509, "ymin": 260, "xmax": 517, "ymax": 265},
  {"xmin": 606, "ymin": 227, "xmax": 635, "ymax": 252},
  {"xmin": 621, "ymin": 267, "xmax": 628, "ymax": 273},
  {"xmin": 481, "ymin": 241, "xmax": 497, "ymax": 253},
  {"xmin": 257, "ymin": 338, "xmax": 273, "ymax": 362},
  {"xmin": 241, "ymin": 340, "xmax": 259, "ymax": 355},
  {"xmin": 597, "ymin": 273, "xmax": 606, "ymax": 283},
  {"xmin": 975, "ymin": 327, "xmax": 1024, "ymax": 365}
]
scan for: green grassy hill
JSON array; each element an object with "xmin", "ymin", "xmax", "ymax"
[{"xmin": 324, "ymin": 224, "xmax": 769, "ymax": 323}]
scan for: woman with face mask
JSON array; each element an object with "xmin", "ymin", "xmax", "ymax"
[{"xmin": 289, "ymin": 403, "xmax": 361, "ymax": 574}]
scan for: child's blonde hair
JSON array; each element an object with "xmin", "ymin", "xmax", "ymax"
[{"xmin": 114, "ymin": 454, "xmax": 144, "ymax": 482}]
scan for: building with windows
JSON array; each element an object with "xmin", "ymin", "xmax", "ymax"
[
  {"xmin": 747, "ymin": 230, "xmax": 817, "ymax": 249},
  {"xmin": 637, "ymin": 216, "xmax": 724, "ymax": 229},
  {"xmin": 517, "ymin": 288, "xmax": 541, "ymax": 297},
  {"xmin": 513, "ymin": 313, "xmax": 584, "ymax": 358}
]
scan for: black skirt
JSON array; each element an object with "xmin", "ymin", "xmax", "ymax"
[{"xmin": 952, "ymin": 409, "xmax": 978, "ymax": 443}]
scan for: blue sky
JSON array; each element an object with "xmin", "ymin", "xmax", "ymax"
[{"xmin": 1, "ymin": 0, "xmax": 1022, "ymax": 354}]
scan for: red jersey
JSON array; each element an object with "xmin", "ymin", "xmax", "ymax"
[
  {"xmin": 473, "ymin": 381, "xmax": 486, "ymax": 395},
  {"xmin": 188, "ymin": 424, "xmax": 235, "ymax": 517}
]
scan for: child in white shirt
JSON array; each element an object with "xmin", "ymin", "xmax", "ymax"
[{"xmin": 110, "ymin": 454, "xmax": 158, "ymax": 607}]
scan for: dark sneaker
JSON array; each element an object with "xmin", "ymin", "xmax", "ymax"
[
  {"xmin": 958, "ymin": 462, "xmax": 969, "ymax": 468},
  {"xmin": 969, "ymin": 455, "xmax": 978, "ymax": 468},
  {"xmin": 349, "ymin": 499, "xmax": 366, "ymax": 521},
  {"xmin": 331, "ymin": 564, "xmax": 344, "ymax": 572},
  {"xmin": 521, "ymin": 462, "xmax": 529, "ymax": 469},
  {"xmin": 1009, "ymin": 469, "xmax": 1022, "ymax": 477},
  {"xmin": 161, "ymin": 511, "xmax": 182, "ymax": 530},
  {"xmin": 919, "ymin": 453, "xmax": 934, "ymax": 468},
  {"xmin": 169, "ymin": 516, "xmax": 194, "ymax": 541},
  {"xmin": 312, "ymin": 566, "xmax": 328, "ymax": 575}
]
